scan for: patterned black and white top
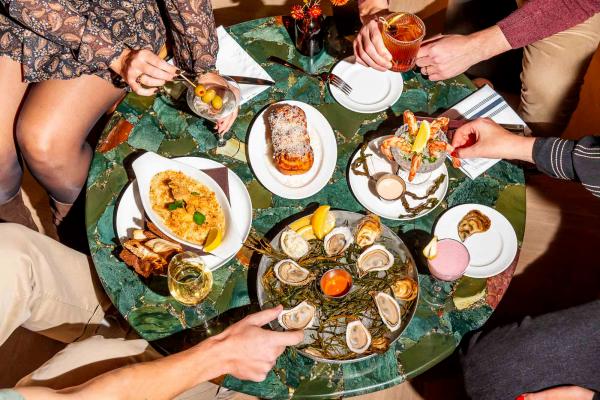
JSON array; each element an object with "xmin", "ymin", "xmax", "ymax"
[
  {"xmin": 0, "ymin": 0, "xmax": 218, "ymax": 84},
  {"xmin": 533, "ymin": 136, "xmax": 600, "ymax": 198}
]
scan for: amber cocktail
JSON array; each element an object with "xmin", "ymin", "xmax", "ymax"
[{"xmin": 381, "ymin": 12, "xmax": 426, "ymax": 72}]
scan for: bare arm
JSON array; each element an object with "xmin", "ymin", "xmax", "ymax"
[
  {"xmin": 13, "ymin": 307, "xmax": 304, "ymax": 400},
  {"xmin": 358, "ymin": 0, "xmax": 389, "ymax": 22}
]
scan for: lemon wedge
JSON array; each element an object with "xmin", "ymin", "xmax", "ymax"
[
  {"xmin": 297, "ymin": 224, "xmax": 317, "ymax": 241},
  {"xmin": 289, "ymin": 214, "xmax": 313, "ymax": 232},
  {"xmin": 203, "ymin": 228, "xmax": 222, "ymax": 252},
  {"xmin": 423, "ymin": 236, "xmax": 438, "ymax": 260},
  {"xmin": 311, "ymin": 205, "xmax": 334, "ymax": 240},
  {"xmin": 411, "ymin": 120, "xmax": 431, "ymax": 153}
]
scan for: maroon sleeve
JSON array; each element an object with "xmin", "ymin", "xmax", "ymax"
[{"xmin": 497, "ymin": 0, "xmax": 600, "ymax": 49}]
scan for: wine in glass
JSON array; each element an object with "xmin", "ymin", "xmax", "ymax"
[{"xmin": 168, "ymin": 252, "xmax": 213, "ymax": 306}]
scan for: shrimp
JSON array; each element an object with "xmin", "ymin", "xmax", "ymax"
[
  {"xmin": 428, "ymin": 140, "xmax": 451, "ymax": 158},
  {"xmin": 403, "ymin": 110, "xmax": 418, "ymax": 137},
  {"xmin": 380, "ymin": 136, "xmax": 411, "ymax": 161},
  {"xmin": 430, "ymin": 116, "xmax": 449, "ymax": 134},
  {"xmin": 409, "ymin": 153, "xmax": 422, "ymax": 182}
]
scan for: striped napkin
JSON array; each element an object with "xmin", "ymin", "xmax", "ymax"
[
  {"xmin": 215, "ymin": 26, "xmax": 273, "ymax": 105},
  {"xmin": 442, "ymin": 85, "xmax": 530, "ymax": 179}
]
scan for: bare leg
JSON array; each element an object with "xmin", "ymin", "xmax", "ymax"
[
  {"xmin": 0, "ymin": 56, "xmax": 28, "ymax": 204},
  {"xmin": 16, "ymin": 74, "xmax": 124, "ymax": 204}
]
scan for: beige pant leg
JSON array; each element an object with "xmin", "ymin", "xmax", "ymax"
[
  {"xmin": 519, "ymin": 13, "xmax": 600, "ymax": 137},
  {"xmin": 16, "ymin": 335, "xmax": 161, "ymax": 389},
  {"xmin": 0, "ymin": 223, "xmax": 110, "ymax": 345}
]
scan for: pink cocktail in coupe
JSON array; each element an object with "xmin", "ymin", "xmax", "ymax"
[{"xmin": 427, "ymin": 238, "xmax": 470, "ymax": 281}]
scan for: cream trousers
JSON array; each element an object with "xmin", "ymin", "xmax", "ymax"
[
  {"xmin": 0, "ymin": 223, "xmax": 159, "ymax": 388},
  {"xmin": 519, "ymin": 12, "xmax": 600, "ymax": 137}
]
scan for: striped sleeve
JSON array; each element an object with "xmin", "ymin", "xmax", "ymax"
[{"xmin": 532, "ymin": 136, "xmax": 600, "ymax": 198}]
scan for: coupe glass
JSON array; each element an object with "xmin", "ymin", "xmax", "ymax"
[
  {"xmin": 185, "ymin": 73, "xmax": 240, "ymax": 145},
  {"xmin": 423, "ymin": 238, "xmax": 470, "ymax": 307}
]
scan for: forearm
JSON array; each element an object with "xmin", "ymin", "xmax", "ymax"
[
  {"xmin": 466, "ymin": 25, "xmax": 511, "ymax": 64},
  {"xmin": 16, "ymin": 337, "xmax": 226, "ymax": 400}
]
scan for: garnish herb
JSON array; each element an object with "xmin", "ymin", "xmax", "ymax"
[
  {"xmin": 191, "ymin": 192, "xmax": 200, "ymax": 196},
  {"xmin": 167, "ymin": 199, "xmax": 185, "ymax": 211},
  {"xmin": 193, "ymin": 211, "xmax": 206, "ymax": 225}
]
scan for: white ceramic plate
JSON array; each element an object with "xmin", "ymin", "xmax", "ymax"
[
  {"xmin": 130, "ymin": 152, "xmax": 244, "ymax": 263},
  {"xmin": 434, "ymin": 204, "xmax": 518, "ymax": 278},
  {"xmin": 117, "ymin": 157, "xmax": 252, "ymax": 272},
  {"xmin": 348, "ymin": 136, "xmax": 448, "ymax": 221},
  {"xmin": 247, "ymin": 100, "xmax": 337, "ymax": 199},
  {"xmin": 329, "ymin": 56, "xmax": 404, "ymax": 114}
]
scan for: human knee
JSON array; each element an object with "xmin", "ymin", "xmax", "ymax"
[{"xmin": 16, "ymin": 117, "xmax": 70, "ymax": 170}]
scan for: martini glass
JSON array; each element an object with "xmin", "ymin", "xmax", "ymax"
[{"xmin": 423, "ymin": 238, "xmax": 470, "ymax": 307}]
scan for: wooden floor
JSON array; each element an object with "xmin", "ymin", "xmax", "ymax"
[{"xmin": 1, "ymin": 1, "xmax": 599, "ymax": 397}]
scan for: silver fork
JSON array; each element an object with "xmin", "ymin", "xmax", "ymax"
[{"xmin": 267, "ymin": 56, "xmax": 353, "ymax": 96}]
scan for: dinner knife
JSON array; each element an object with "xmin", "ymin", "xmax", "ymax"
[{"xmin": 227, "ymin": 75, "xmax": 275, "ymax": 86}]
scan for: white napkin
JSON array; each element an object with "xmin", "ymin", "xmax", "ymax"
[
  {"xmin": 215, "ymin": 26, "xmax": 273, "ymax": 105},
  {"xmin": 442, "ymin": 85, "xmax": 530, "ymax": 180}
]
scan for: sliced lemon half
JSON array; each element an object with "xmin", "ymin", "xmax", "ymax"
[
  {"xmin": 423, "ymin": 236, "xmax": 438, "ymax": 260},
  {"xmin": 289, "ymin": 214, "xmax": 313, "ymax": 232},
  {"xmin": 411, "ymin": 120, "xmax": 431, "ymax": 153},
  {"xmin": 297, "ymin": 224, "xmax": 317, "ymax": 241},
  {"xmin": 203, "ymin": 228, "xmax": 223, "ymax": 252},
  {"xmin": 311, "ymin": 205, "xmax": 334, "ymax": 240}
]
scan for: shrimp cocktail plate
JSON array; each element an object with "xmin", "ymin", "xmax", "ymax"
[
  {"xmin": 253, "ymin": 207, "xmax": 419, "ymax": 364},
  {"xmin": 348, "ymin": 111, "xmax": 456, "ymax": 220}
]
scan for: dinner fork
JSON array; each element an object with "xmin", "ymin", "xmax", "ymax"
[{"xmin": 267, "ymin": 56, "xmax": 353, "ymax": 96}]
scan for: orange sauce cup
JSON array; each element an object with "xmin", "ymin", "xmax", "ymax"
[{"xmin": 320, "ymin": 269, "xmax": 353, "ymax": 298}]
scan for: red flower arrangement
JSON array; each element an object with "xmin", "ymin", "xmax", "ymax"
[{"xmin": 290, "ymin": 0, "xmax": 350, "ymax": 21}]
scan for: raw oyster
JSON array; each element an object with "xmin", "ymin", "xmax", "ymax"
[
  {"xmin": 280, "ymin": 230, "xmax": 310, "ymax": 259},
  {"xmin": 458, "ymin": 210, "xmax": 491, "ymax": 241},
  {"xmin": 274, "ymin": 259, "xmax": 314, "ymax": 286},
  {"xmin": 391, "ymin": 278, "xmax": 418, "ymax": 301},
  {"xmin": 323, "ymin": 227, "xmax": 353, "ymax": 256},
  {"xmin": 278, "ymin": 301, "xmax": 316, "ymax": 330},
  {"xmin": 355, "ymin": 214, "xmax": 382, "ymax": 247},
  {"xmin": 374, "ymin": 292, "xmax": 402, "ymax": 332},
  {"xmin": 346, "ymin": 320, "xmax": 371, "ymax": 354},
  {"xmin": 356, "ymin": 244, "xmax": 394, "ymax": 277}
]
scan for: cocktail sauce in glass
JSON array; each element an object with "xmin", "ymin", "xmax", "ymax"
[{"xmin": 381, "ymin": 12, "xmax": 426, "ymax": 72}]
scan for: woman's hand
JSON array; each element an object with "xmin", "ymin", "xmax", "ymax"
[
  {"xmin": 216, "ymin": 81, "xmax": 240, "ymax": 135},
  {"xmin": 519, "ymin": 385, "xmax": 596, "ymax": 400},
  {"xmin": 110, "ymin": 48, "xmax": 178, "ymax": 96},
  {"xmin": 207, "ymin": 306, "xmax": 304, "ymax": 382},
  {"xmin": 451, "ymin": 118, "xmax": 535, "ymax": 162},
  {"xmin": 353, "ymin": 17, "xmax": 392, "ymax": 71}
]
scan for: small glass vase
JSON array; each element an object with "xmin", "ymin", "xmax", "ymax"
[{"xmin": 294, "ymin": 16, "xmax": 324, "ymax": 57}]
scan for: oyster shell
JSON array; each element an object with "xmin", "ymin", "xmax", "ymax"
[
  {"xmin": 371, "ymin": 336, "xmax": 390, "ymax": 353},
  {"xmin": 346, "ymin": 320, "xmax": 371, "ymax": 354},
  {"xmin": 374, "ymin": 292, "xmax": 402, "ymax": 332},
  {"xmin": 355, "ymin": 214, "xmax": 382, "ymax": 247},
  {"xmin": 356, "ymin": 244, "xmax": 394, "ymax": 277},
  {"xmin": 458, "ymin": 210, "xmax": 491, "ymax": 241},
  {"xmin": 280, "ymin": 230, "xmax": 310, "ymax": 259},
  {"xmin": 391, "ymin": 278, "xmax": 418, "ymax": 301},
  {"xmin": 278, "ymin": 301, "xmax": 316, "ymax": 330},
  {"xmin": 323, "ymin": 227, "xmax": 353, "ymax": 256},
  {"xmin": 274, "ymin": 260, "xmax": 314, "ymax": 286}
]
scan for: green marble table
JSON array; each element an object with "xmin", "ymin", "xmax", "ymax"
[{"xmin": 86, "ymin": 16, "xmax": 526, "ymax": 399}]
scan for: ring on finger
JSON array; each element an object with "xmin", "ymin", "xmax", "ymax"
[{"xmin": 135, "ymin": 74, "xmax": 145, "ymax": 84}]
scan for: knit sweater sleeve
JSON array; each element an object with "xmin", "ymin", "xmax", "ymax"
[
  {"xmin": 497, "ymin": 0, "xmax": 600, "ymax": 49},
  {"xmin": 532, "ymin": 136, "xmax": 600, "ymax": 198}
]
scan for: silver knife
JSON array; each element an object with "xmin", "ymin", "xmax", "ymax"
[{"xmin": 227, "ymin": 75, "xmax": 275, "ymax": 86}]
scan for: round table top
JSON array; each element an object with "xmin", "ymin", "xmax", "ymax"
[{"xmin": 86, "ymin": 16, "xmax": 526, "ymax": 399}]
